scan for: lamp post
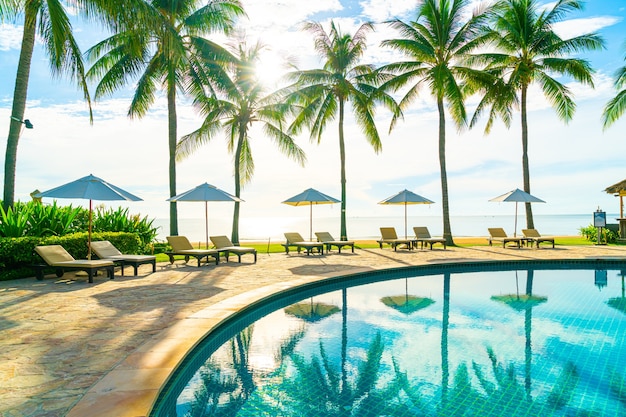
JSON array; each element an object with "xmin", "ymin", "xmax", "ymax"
[
  {"xmin": 3, "ymin": 115, "xmax": 34, "ymax": 210},
  {"xmin": 10, "ymin": 116, "xmax": 33, "ymax": 129}
]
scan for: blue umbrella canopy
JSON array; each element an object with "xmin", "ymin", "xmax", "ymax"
[
  {"xmin": 282, "ymin": 188, "xmax": 340, "ymax": 240},
  {"xmin": 489, "ymin": 188, "xmax": 545, "ymax": 236},
  {"xmin": 35, "ymin": 174, "xmax": 142, "ymax": 259},
  {"xmin": 36, "ymin": 174, "xmax": 142, "ymax": 201},
  {"xmin": 379, "ymin": 189, "xmax": 435, "ymax": 239},
  {"xmin": 167, "ymin": 183, "xmax": 242, "ymax": 249}
]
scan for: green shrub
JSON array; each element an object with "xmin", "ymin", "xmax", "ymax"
[
  {"xmin": 579, "ymin": 224, "xmax": 619, "ymax": 244},
  {"xmin": 0, "ymin": 232, "xmax": 146, "ymax": 281}
]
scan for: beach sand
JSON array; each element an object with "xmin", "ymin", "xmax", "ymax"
[{"xmin": 1, "ymin": 240, "xmax": 624, "ymax": 416}]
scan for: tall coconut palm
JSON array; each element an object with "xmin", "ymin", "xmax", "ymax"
[
  {"xmin": 285, "ymin": 21, "xmax": 399, "ymax": 241},
  {"xmin": 602, "ymin": 43, "xmax": 626, "ymax": 129},
  {"xmin": 177, "ymin": 40, "xmax": 306, "ymax": 245},
  {"xmin": 378, "ymin": 0, "xmax": 493, "ymax": 246},
  {"xmin": 86, "ymin": 0, "xmax": 245, "ymax": 236},
  {"xmin": 471, "ymin": 0, "xmax": 604, "ymax": 229},
  {"xmin": 2, "ymin": 0, "xmax": 93, "ymax": 211}
]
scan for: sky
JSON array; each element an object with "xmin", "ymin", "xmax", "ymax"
[{"xmin": 1, "ymin": 0, "xmax": 626, "ymax": 239}]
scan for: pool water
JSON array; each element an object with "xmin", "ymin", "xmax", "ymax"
[{"xmin": 154, "ymin": 263, "xmax": 626, "ymax": 416}]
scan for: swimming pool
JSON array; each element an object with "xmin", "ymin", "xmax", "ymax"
[{"xmin": 151, "ymin": 261, "xmax": 626, "ymax": 416}]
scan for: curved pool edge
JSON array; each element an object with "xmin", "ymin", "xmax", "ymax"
[{"xmin": 66, "ymin": 256, "xmax": 626, "ymax": 417}]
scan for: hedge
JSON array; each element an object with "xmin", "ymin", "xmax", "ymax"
[{"xmin": 0, "ymin": 232, "xmax": 148, "ymax": 281}]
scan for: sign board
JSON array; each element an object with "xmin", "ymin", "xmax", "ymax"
[{"xmin": 594, "ymin": 210, "xmax": 606, "ymax": 228}]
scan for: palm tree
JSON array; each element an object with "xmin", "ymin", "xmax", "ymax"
[
  {"xmin": 86, "ymin": 0, "xmax": 245, "ymax": 236},
  {"xmin": 471, "ymin": 0, "xmax": 604, "ymax": 229},
  {"xmin": 2, "ymin": 0, "xmax": 93, "ymax": 211},
  {"xmin": 177, "ymin": 39, "xmax": 306, "ymax": 244},
  {"xmin": 378, "ymin": 0, "xmax": 493, "ymax": 246},
  {"xmin": 602, "ymin": 42, "xmax": 626, "ymax": 129},
  {"xmin": 285, "ymin": 21, "xmax": 399, "ymax": 241}
]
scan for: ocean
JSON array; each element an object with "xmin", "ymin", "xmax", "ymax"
[{"xmin": 153, "ymin": 213, "xmax": 614, "ymax": 244}]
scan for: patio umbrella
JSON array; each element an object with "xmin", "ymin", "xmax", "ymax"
[
  {"xmin": 381, "ymin": 277, "xmax": 435, "ymax": 315},
  {"xmin": 489, "ymin": 188, "xmax": 545, "ymax": 237},
  {"xmin": 282, "ymin": 188, "xmax": 340, "ymax": 241},
  {"xmin": 167, "ymin": 182, "xmax": 242, "ymax": 249},
  {"xmin": 378, "ymin": 189, "xmax": 434, "ymax": 239},
  {"xmin": 284, "ymin": 299, "xmax": 340, "ymax": 323},
  {"xmin": 35, "ymin": 174, "xmax": 142, "ymax": 259}
]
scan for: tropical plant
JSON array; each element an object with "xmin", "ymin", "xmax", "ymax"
[
  {"xmin": 86, "ymin": 0, "xmax": 245, "ymax": 237},
  {"xmin": 471, "ymin": 0, "xmax": 604, "ymax": 230},
  {"xmin": 93, "ymin": 206, "xmax": 158, "ymax": 246},
  {"xmin": 284, "ymin": 21, "xmax": 399, "ymax": 241},
  {"xmin": 1, "ymin": 0, "xmax": 93, "ymax": 211},
  {"xmin": 177, "ymin": 39, "xmax": 306, "ymax": 244},
  {"xmin": 602, "ymin": 42, "xmax": 626, "ymax": 129},
  {"xmin": 378, "ymin": 0, "xmax": 493, "ymax": 246},
  {"xmin": 0, "ymin": 202, "xmax": 32, "ymax": 237}
]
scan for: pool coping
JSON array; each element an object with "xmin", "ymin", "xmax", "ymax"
[{"xmin": 66, "ymin": 256, "xmax": 626, "ymax": 416}]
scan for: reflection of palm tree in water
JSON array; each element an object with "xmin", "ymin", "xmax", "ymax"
[{"xmin": 441, "ymin": 272, "xmax": 450, "ymax": 406}]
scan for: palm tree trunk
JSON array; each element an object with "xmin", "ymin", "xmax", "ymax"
[
  {"xmin": 3, "ymin": 10, "xmax": 36, "ymax": 210},
  {"xmin": 232, "ymin": 131, "xmax": 245, "ymax": 245},
  {"xmin": 521, "ymin": 85, "xmax": 534, "ymax": 229},
  {"xmin": 339, "ymin": 100, "xmax": 348, "ymax": 241},
  {"xmin": 167, "ymin": 80, "xmax": 178, "ymax": 236},
  {"xmin": 437, "ymin": 98, "xmax": 454, "ymax": 246}
]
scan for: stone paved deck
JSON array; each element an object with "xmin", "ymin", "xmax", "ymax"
[{"xmin": 1, "ymin": 242, "xmax": 625, "ymax": 416}]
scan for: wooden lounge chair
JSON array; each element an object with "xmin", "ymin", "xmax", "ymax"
[
  {"xmin": 210, "ymin": 235, "xmax": 257, "ymax": 263},
  {"xmin": 487, "ymin": 228, "xmax": 523, "ymax": 248},
  {"xmin": 522, "ymin": 229, "xmax": 555, "ymax": 248},
  {"xmin": 34, "ymin": 245, "xmax": 115, "ymax": 283},
  {"xmin": 413, "ymin": 227, "xmax": 447, "ymax": 250},
  {"xmin": 166, "ymin": 236, "xmax": 221, "ymax": 266},
  {"xmin": 377, "ymin": 227, "xmax": 413, "ymax": 251},
  {"xmin": 282, "ymin": 232, "xmax": 324, "ymax": 255},
  {"xmin": 315, "ymin": 232, "xmax": 355, "ymax": 253},
  {"xmin": 91, "ymin": 240, "xmax": 156, "ymax": 276}
]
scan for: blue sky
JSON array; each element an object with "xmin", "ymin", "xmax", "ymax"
[{"xmin": 1, "ymin": 0, "xmax": 625, "ymax": 237}]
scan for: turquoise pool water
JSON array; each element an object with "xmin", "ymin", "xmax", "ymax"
[{"xmin": 152, "ymin": 261, "xmax": 626, "ymax": 416}]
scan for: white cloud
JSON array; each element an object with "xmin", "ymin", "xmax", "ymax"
[
  {"xmin": 554, "ymin": 16, "xmax": 622, "ymax": 39},
  {"xmin": 0, "ymin": 24, "xmax": 23, "ymax": 51}
]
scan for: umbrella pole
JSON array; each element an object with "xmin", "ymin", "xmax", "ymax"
[
  {"xmin": 310, "ymin": 203, "xmax": 313, "ymax": 241},
  {"xmin": 88, "ymin": 199, "xmax": 92, "ymax": 260},
  {"xmin": 205, "ymin": 201, "xmax": 209, "ymax": 249},
  {"xmin": 514, "ymin": 202, "xmax": 518, "ymax": 237},
  {"xmin": 404, "ymin": 202, "xmax": 408, "ymax": 239}
]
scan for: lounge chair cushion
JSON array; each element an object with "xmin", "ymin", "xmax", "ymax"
[
  {"xmin": 34, "ymin": 245, "xmax": 114, "ymax": 283},
  {"xmin": 487, "ymin": 228, "xmax": 523, "ymax": 248},
  {"xmin": 315, "ymin": 232, "xmax": 354, "ymax": 253},
  {"xmin": 413, "ymin": 227, "xmax": 446, "ymax": 250},
  {"xmin": 283, "ymin": 233, "xmax": 324, "ymax": 255},
  {"xmin": 91, "ymin": 240, "xmax": 156, "ymax": 275},
  {"xmin": 210, "ymin": 235, "xmax": 257, "ymax": 263},
  {"xmin": 521, "ymin": 229, "xmax": 555, "ymax": 248},
  {"xmin": 377, "ymin": 227, "xmax": 413, "ymax": 251},
  {"xmin": 166, "ymin": 236, "xmax": 221, "ymax": 266}
]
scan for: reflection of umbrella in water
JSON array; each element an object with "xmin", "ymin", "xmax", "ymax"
[
  {"xmin": 167, "ymin": 183, "xmax": 242, "ymax": 249},
  {"xmin": 35, "ymin": 174, "xmax": 142, "ymax": 259},
  {"xmin": 491, "ymin": 270, "xmax": 547, "ymax": 311},
  {"xmin": 489, "ymin": 188, "xmax": 545, "ymax": 237},
  {"xmin": 282, "ymin": 188, "xmax": 340, "ymax": 241},
  {"xmin": 284, "ymin": 299, "xmax": 340, "ymax": 323},
  {"xmin": 378, "ymin": 189, "xmax": 434, "ymax": 239},
  {"xmin": 381, "ymin": 277, "xmax": 435, "ymax": 315}
]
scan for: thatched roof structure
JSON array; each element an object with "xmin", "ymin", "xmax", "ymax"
[{"xmin": 605, "ymin": 179, "xmax": 626, "ymax": 195}]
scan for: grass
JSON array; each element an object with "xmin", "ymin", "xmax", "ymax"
[{"xmin": 154, "ymin": 235, "xmax": 599, "ymax": 262}]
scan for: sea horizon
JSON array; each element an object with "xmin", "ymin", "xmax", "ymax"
[{"xmin": 152, "ymin": 213, "xmax": 615, "ymax": 244}]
